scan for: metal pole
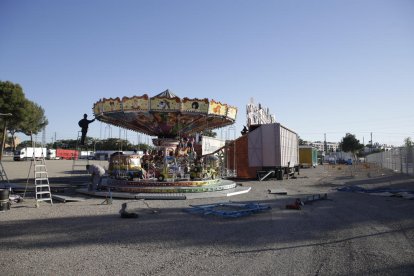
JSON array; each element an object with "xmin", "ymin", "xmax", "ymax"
[
  {"xmin": 406, "ymin": 147, "xmax": 409, "ymax": 174},
  {"xmin": 371, "ymin": 132, "xmax": 373, "ymax": 153}
]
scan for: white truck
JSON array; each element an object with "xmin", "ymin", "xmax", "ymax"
[
  {"xmin": 46, "ymin": 149, "xmax": 61, "ymax": 160},
  {"xmin": 14, "ymin": 147, "xmax": 47, "ymax": 161},
  {"xmin": 80, "ymin": 151, "xmax": 95, "ymax": 160}
]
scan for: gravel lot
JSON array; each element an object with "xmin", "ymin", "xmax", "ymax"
[{"xmin": 1, "ymin": 158, "xmax": 414, "ymax": 275}]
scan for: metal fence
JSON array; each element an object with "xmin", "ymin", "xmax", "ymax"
[{"xmin": 366, "ymin": 147, "xmax": 414, "ymax": 175}]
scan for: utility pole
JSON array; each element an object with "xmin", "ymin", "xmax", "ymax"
[
  {"xmin": 324, "ymin": 133, "xmax": 327, "ymax": 154},
  {"xmin": 371, "ymin": 132, "xmax": 373, "ymax": 152},
  {"xmin": 42, "ymin": 126, "xmax": 46, "ymax": 147}
]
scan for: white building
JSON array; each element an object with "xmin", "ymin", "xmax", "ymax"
[
  {"xmin": 363, "ymin": 143, "xmax": 393, "ymax": 153},
  {"xmin": 306, "ymin": 141, "xmax": 339, "ymax": 152}
]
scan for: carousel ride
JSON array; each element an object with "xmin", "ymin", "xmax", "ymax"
[{"xmin": 92, "ymin": 90, "xmax": 239, "ymax": 194}]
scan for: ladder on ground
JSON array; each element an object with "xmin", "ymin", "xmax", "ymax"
[
  {"xmin": 72, "ymin": 131, "xmax": 90, "ymax": 175},
  {"xmin": 0, "ymin": 160, "xmax": 9, "ymax": 183},
  {"xmin": 24, "ymin": 154, "xmax": 53, "ymax": 207}
]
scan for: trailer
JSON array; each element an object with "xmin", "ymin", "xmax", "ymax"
[
  {"xmin": 80, "ymin": 151, "xmax": 95, "ymax": 160},
  {"xmin": 226, "ymin": 123, "xmax": 299, "ymax": 180},
  {"xmin": 46, "ymin": 149, "xmax": 61, "ymax": 160},
  {"xmin": 14, "ymin": 147, "xmax": 47, "ymax": 161},
  {"xmin": 56, "ymin": 149, "xmax": 79, "ymax": 160},
  {"xmin": 248, "ymin": 123, "xmax": 299, "ymax": 180},
  {"xmin": 299, "ymin": 146, "xmax": 318, "ymax": 168}
]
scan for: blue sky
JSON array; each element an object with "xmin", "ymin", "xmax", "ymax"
[{"xmin": 1, "ymin": 0, "xmax": 413, "ymax": 146}]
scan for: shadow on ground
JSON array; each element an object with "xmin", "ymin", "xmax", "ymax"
[{"xmin": 1, "ymin": 191, "xmax": 413, "ymax": 252}]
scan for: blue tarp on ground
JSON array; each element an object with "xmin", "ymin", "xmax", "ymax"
[
  {"xmin": 337, "ymin": 185, "xmax": 414, "ymax": 195},
  {"xmin": 184, "ymin": 202, "xmax": 271, "ymax": 218}
]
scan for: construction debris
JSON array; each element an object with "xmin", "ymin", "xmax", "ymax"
[
  {"xmin": 185, "ymin": 202, "xmax": 271, "ymax": 218},
  {"xmin": 140, "ymin": 199, "xmax": 160, "ymax": 214},
  {"xmin": 135, "ymin": 193, "xmax": 186, "ymax": 200},
  {"xmin": 9, "ymin": 194, "xmax": 22, "ymax": 203},
  {"xmin": 51, "ymin": 194, "xmax": 86, "ymax": 203},
  {"xmin": 268, "ymin": 188, "xmax": 288, "ymax": 195},
  {"xmin": 303, "ymin": 193, "xmax": 328, "ymax": 204},
  {"xmin": 258, "ymin": 170, "xmax": 275, "ymax": 181},
  {"xmin": 285, "ymin": 199, "xmax": 303, "ymax": 210},
  {"xmin": 119, "ymin": 203, "xmax": 138, "ymax": 218},
  {"xmin": 286, "ymin": 194, "xmax": 328, "ymax": 210}
]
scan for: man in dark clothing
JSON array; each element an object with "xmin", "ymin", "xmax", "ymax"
[{"xmin": 78, "ymin": 114, "xmax": 95, "ymax": 145}]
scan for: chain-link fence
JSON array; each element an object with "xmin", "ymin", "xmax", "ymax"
[{"xmin": 366, "ymin": 147, "xmax": 414, "ymax": 175}]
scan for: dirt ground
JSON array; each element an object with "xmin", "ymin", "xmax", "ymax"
[{"xmin": 1, "ymin": 158, "xmax": 413, "ymax": 275}]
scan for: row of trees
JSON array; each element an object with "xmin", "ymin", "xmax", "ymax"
[
  {"xmin": 300, "ymin": 133, "xmax": 381, "ymax": 157},
  {"xmin": 0, "ymin": 81, "xmax": 48, "ymax": 155},
  {"xmin": 339, "ymin": 134, "xmax": 413, "ymax": 156}
]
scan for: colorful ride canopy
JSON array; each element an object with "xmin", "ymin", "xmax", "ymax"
[{"xmin": 93, "ymin": 90, "xmax": 237, "ymax": 138}]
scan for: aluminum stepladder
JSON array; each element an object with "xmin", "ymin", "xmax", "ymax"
[
  {"xmin": 0, "ymin": 160, "xmax": 8, "ymax": 183},
  {"xmin": 24, "ymin": 153, "xmax": 53, "ymax": 207},
  {"xmin": 72, "ymin": 131, "xmax": 89, "ymax": 175}
]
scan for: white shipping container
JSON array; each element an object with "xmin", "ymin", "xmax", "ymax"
[{"xmin": 248, "ymin": 123, "xmax": 299, "ymax": 168}]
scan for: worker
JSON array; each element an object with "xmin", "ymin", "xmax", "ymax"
[
  {"xmin": 86, "ymin": 164, "xmax": 105, "ymax": 191},
  {"xmin": 78, "ymin": 114, "xmax": 95, "ymax": 145}
]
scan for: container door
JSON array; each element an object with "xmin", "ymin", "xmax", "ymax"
[{"xmin": 279, "ymin": 126, "xmax": 298, "ymax": 167}]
